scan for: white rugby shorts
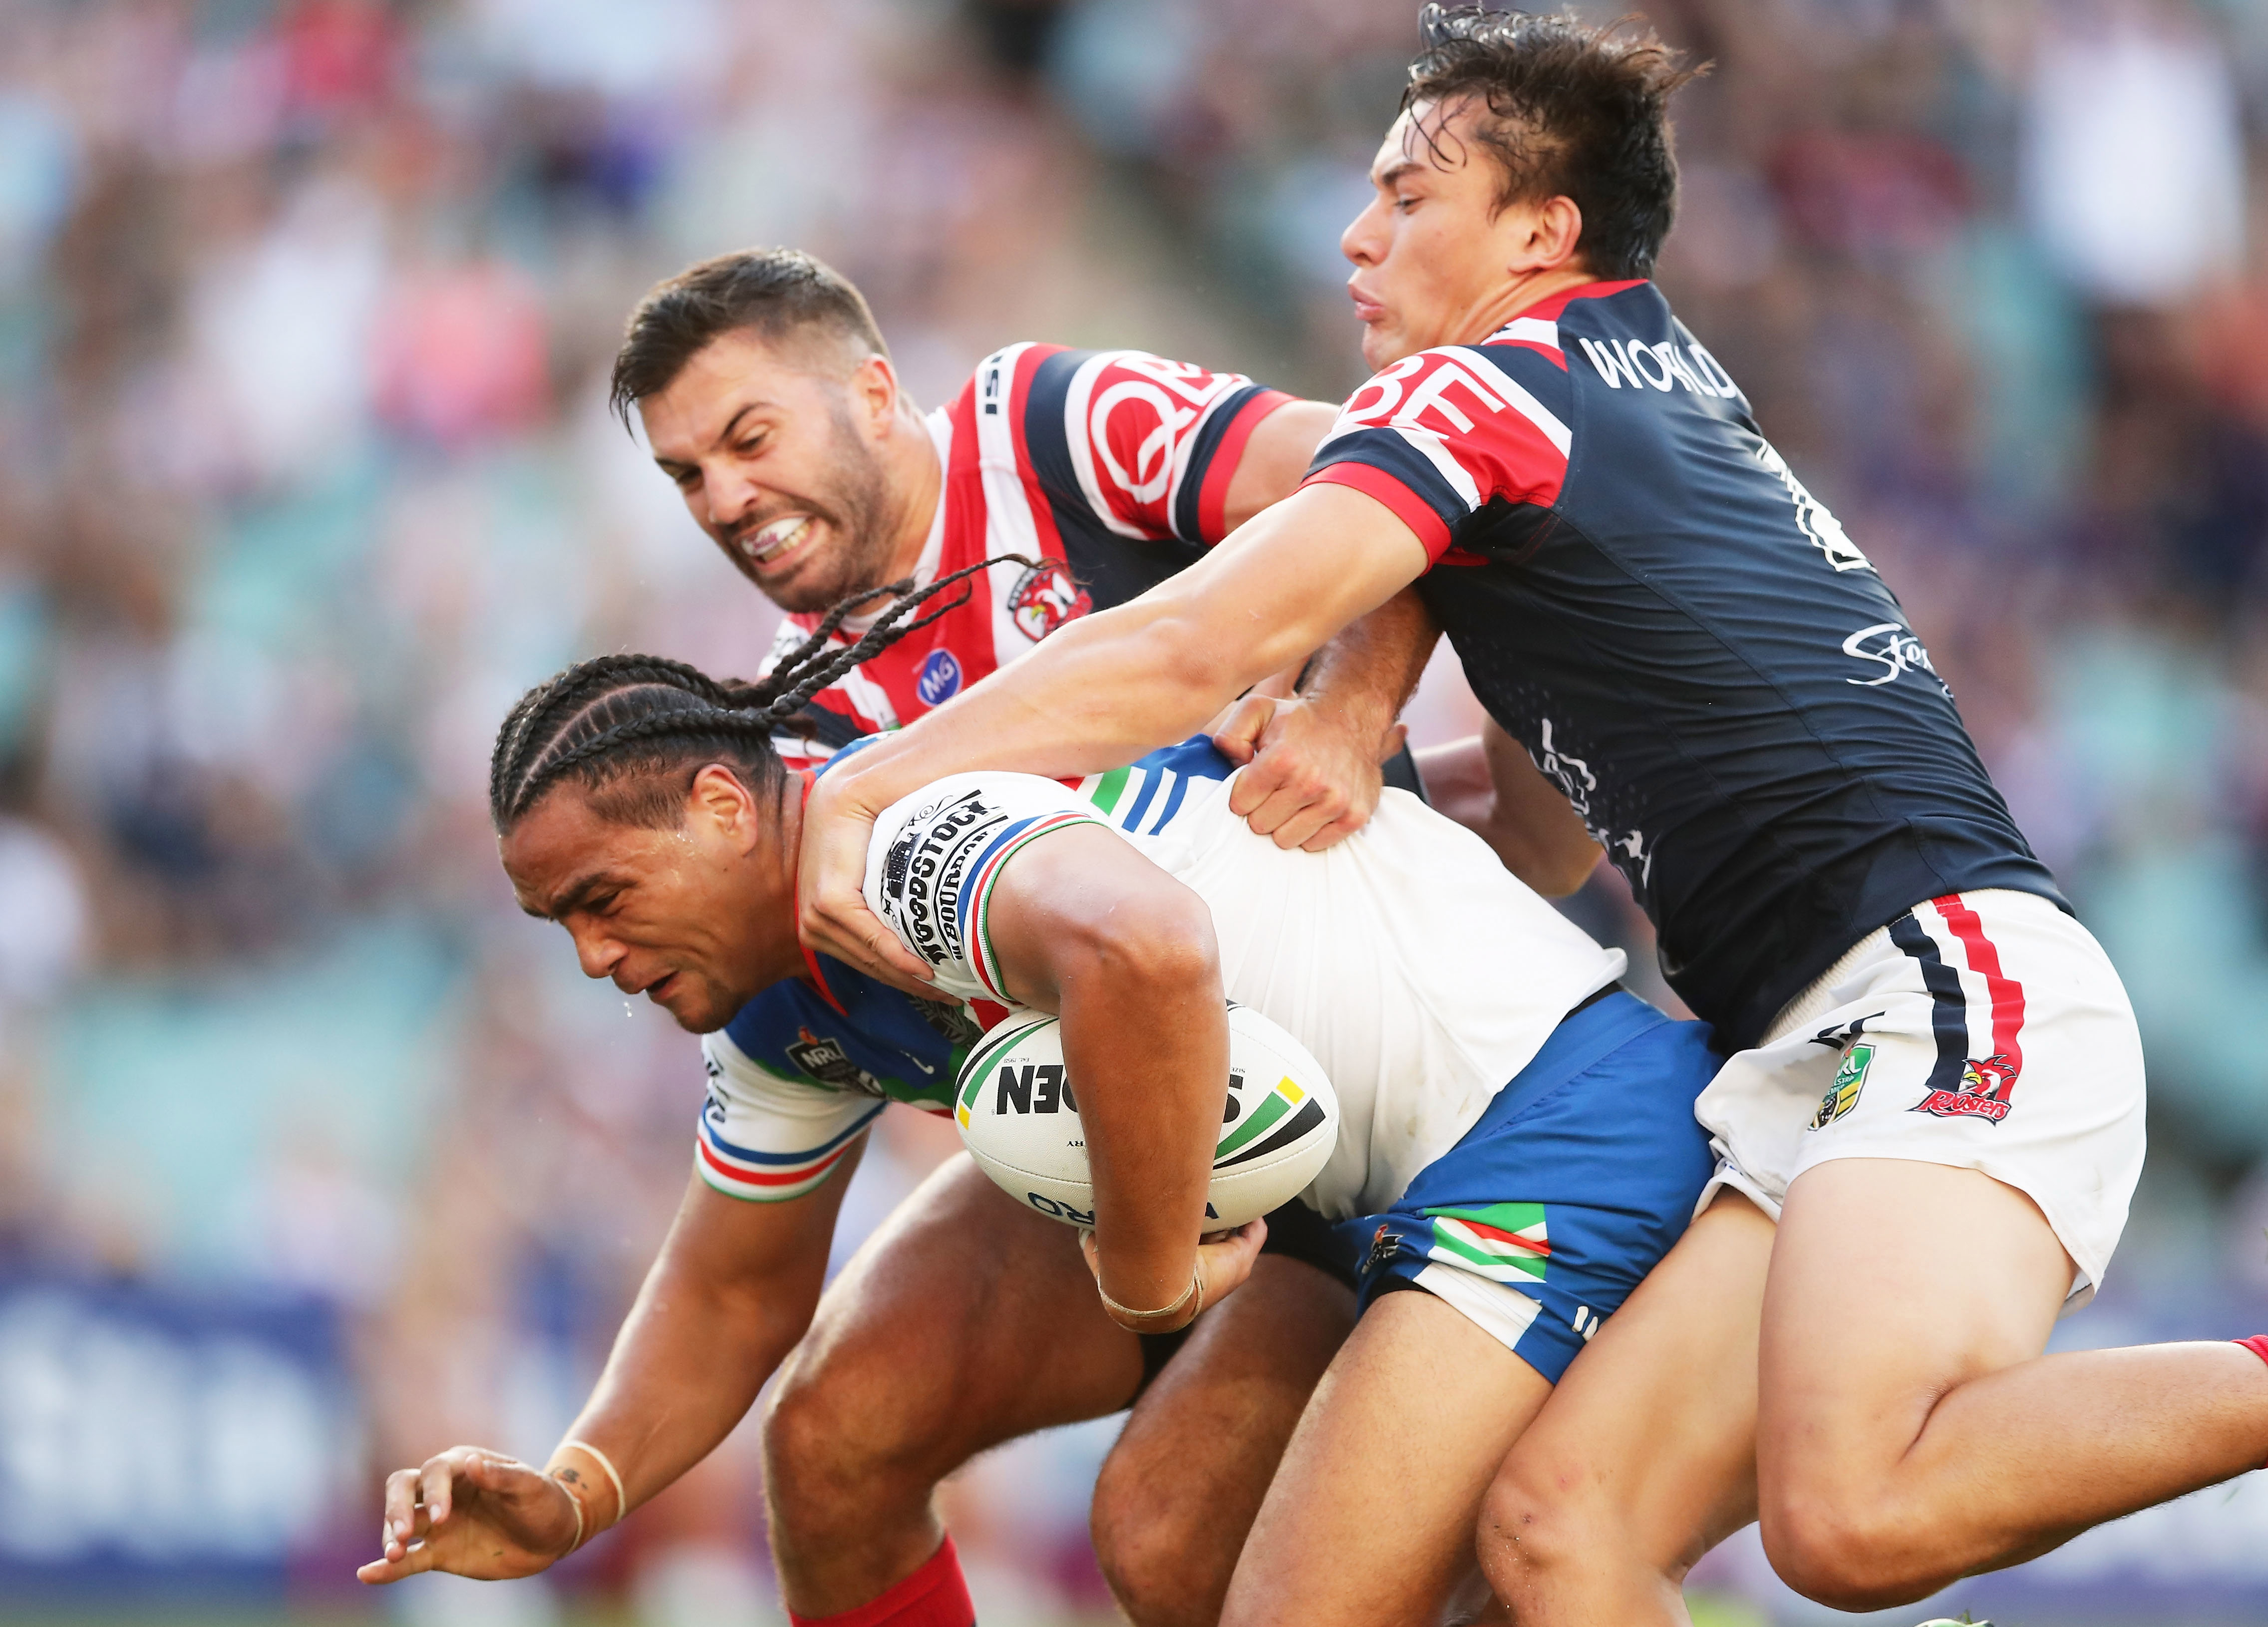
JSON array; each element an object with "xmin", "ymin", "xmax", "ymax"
[{"xmin": 1694, "ymin": 889, "xmax": 2146, "ymax": 1306}]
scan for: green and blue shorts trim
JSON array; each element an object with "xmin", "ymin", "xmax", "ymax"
[{"xmin": 1337, "ymin": 990, "xmax": 1718, "ymax": 1383}]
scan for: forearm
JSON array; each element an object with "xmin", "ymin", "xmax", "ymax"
[
  {"xmin": 988, "ymin": 838, "xmax": 1229, "ymax": 1317},
  {"xmin": 553, "ymin": 1212, "xmax": 828, "ymax": 1517},
  {"xmin": 823, "ymin": 484, "xmax": 1429, "ymax": 826},
  {"xmin": 1296, "ymin": 587, "xmax": 1439, "ymax": 759},
  {"xmin": 1058, "ymin": 931, "xmax": 1228, "ymax": 1315},
  {"xmin": 828, "ymin": 596, "xmax": 1274, "ymax": 824}
]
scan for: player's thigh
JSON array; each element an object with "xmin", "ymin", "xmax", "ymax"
[
  {"xmin": 1222, "ymin": 1288, "xmax": 1553, "ymax": 1627},
  {"xmin": 766, "ymin": 1155, "xmax": 1145, "ymax": 1482},
  {"xmin": 1093, "ymin": 1254, "xmax": 1357, "ymax": 1621},
  {"xmin": 1758, "ymin": 1157, "xmax": 2070, "ymax": 1499},
  {"xmin": 1482, "ymin": 1192, "xmax": 1773, "ymax": 1596}
]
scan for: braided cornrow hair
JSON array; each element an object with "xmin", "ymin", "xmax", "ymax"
[{"xmin": 490, "ymin": 555, "xmax": 1044, "ymax": 833}]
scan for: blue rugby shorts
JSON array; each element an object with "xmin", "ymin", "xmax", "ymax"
[{"xmin": 1337, "ymin": 990, "xmax": 1718, "ymax": 1384}]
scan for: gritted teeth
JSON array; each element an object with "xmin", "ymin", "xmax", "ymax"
[{"xmin": 742, "ymin": 515, "xmax": 812, "ymax": 565}]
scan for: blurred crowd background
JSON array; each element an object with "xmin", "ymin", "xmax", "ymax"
[{"xmin": 2, "ymin": 0, "xmax": 2268, "ymax": 1623}]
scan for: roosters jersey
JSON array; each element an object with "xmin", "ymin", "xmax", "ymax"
[
  {"xmin": 860, "ymin": 738, "xmax": 1624, "ymax": 1219},
  {"xmin": 761, "ymin": 344, "xmax": 1292, "ymax": 771},
  {"xmin": 1303, "ymin": 280, "xmax": 2065, "ymax": 1050}
]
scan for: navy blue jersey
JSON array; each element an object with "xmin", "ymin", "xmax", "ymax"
[{"xmin": 1305, "ymin": 280, "xmax": 2064, "ymax": 1050}]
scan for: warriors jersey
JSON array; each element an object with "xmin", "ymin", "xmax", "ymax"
[
  {"xmin": 695, "ymin": 953, "xmax": 984, "ymax": 1203},
  {"xmin": 859, "ymin": 738, "xmax": 1626, "ymax": 1219},
  {"xmin": 762, "ymin": 344, "xmax": 1293, "ymax": 771},
  {"xmin": 1302, "ymin": 280, "xmax": 2066, "ymax": 1050}
]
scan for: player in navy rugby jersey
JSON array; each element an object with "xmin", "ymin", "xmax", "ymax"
[{"xmin": 801, "ymin": 9, "xmax": 2268, "ymax": 1622}]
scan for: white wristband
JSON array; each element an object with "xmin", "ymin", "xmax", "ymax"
[{"xmin": 557, "ymin": 1438, "xmax": 629, "ymax": 1527}]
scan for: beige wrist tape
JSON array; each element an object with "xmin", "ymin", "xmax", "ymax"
[{"xmin": 546, "ymin": 1438, "xmax": 629, "ymax": 1549}]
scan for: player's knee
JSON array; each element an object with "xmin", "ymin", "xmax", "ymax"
[
  {"xmin": 1758, "ymin": 1481, "xmax": 1944, "ymax": 1612},
  {"xmin": 1475, "ymin": 1454, "xmax": 1622, "ymax": 1598},
  {"xmin": 1089, "ymin": 1454, "xmax": 1224, "ymax": 1627},
  {"xmin": 762, "ymin": 1347, "xmax": 936, "ymax": 1542}
]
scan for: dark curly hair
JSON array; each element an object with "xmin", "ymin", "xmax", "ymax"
[
  {"xmin": 490, "ymin": 556, "xmax": 1036, "ymax": 833},
  {"xmin": 1404, "ymin": 6, "xmax": 1703, "ymax": 281}
]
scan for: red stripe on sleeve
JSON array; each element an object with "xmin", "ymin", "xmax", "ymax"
[
  {"xmin": 1299, "ymin": 462, "xmax": 1456, "ymax": 563},
  {"xmin": 1194, "ymin": 388, "xmax": 1296, "ymax": 544},
  {"xmin": 1931, "ymin": 894, "xmax": 2027, "ymax": 1083}
]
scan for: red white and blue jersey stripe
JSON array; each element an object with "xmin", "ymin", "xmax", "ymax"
[
  {"xmin": 1302, "ymin": 280, "xmax": 2065, "ymax": 1050},
  {"xmin": 695, "ymin": 955, "xmax": 986, "ymax": 1203},
  {"xmin": 763, "ymin": 344, "xmax": 1292, "ymax": 771}
]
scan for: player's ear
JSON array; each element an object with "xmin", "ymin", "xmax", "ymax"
[
  {"xmin": 1515, "ymin": 194, "xmax": 1585, "ymax": 274},
  {"xmin": 845, "ymin": 351, "xmax": 900, "ymax": 437},
  {"xmin": 687, "ymin": 763, "xmax": 761, "ymax": 852}
]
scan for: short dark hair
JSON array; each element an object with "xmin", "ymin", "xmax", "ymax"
[
  {"xmin": 1404, "ymin": 6, "xmax": 1702, "ymax": 282},
  {"xmin": 607, "ymin": 248, "xmax": 889, "ymax": 427}
]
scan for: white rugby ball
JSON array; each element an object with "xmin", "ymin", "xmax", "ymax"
[{"xmin": 953, "ymin": 1002, "xmax": 1338, "ymax": 1230}]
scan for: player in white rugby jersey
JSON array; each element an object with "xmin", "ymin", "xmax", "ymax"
[{"xmin": 358, "ymin": 610, "xmax": 1716, "ymax": 1627}]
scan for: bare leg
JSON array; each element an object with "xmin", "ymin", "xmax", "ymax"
[
  {"xmin": 763, "ymin": 1158, "xmax": 1145, "ymax": 1616},
  {"xmin": 1221, "ymin": 1290, "xmax": 1554, "ymax": 1627},
  {"xmin": 1480, "ymin": 1193, "xmax": 1772, "ymax": 1626},
  {"xmin": 1758, "ymin": 1157, "xmax": 2268, "ymax": 1610},
  {"xmin": 1093, "ymin": 1256, "xmax": 1358, "ymax": 1627}
]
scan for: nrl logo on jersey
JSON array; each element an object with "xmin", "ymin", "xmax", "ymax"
[
  {"xmin": 787, "ymin": 1026, "xmax": 888, "ymax": 1098},
  {"xmin": 1008, "ymin": 559, "xmax": 1090, "ymax": 642}
]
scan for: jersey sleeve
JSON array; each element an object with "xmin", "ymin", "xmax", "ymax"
[
  {"xmin": 697, "ymin": 1021, "xmax": 883, "ymax": 1202},
  {"xmin": 864, "ymin": 772, "xmax": 1118, "ymax": 1004},
  {"xmin": 1023, "ymin": 348, "xmax": 1296, "ymax": 546},
  {"xmin": 1300, "ymin": 342, "xmax": 1574, "ymax": 563}
]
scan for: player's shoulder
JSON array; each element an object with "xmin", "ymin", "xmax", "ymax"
[
  {"xmin": 1324, "ymin": 335, "xmax": 1577, "ymax": 486},
  {"xmin": 1545, "ymin": 281, "xmax": 1747, "ymax": 403},
  {"xmin": 977, "ymin": 339, "xmax": 1259, "ymax": 409},
  {"xmin": 865, "ymin": 770, "xmax": 1105, "ymax": 976},
  {"xmin": 872, "ymin": 770, "xmax": 1098, "ymax": 877}
]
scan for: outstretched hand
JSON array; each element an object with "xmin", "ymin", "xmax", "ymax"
[
  {"xmin": 796, "ymin": 763, "xmax": 938, "ymax": 994},
  {"xmin": 1211, "ymin": 693, "xmax": 1406, "ymax": 852},
  {"xmin": 357, "ymin": 1446, "xmax": 580, "ymax": 1585}
]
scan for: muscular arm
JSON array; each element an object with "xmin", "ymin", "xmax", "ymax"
[
  {"xmin": 554, "ymin": 1154, "xmax": 860, "ymax": 1505},
  {"xmin": 806, "ymin": 482, "xmax": 1430, "ymax": 982},
  {"xmin": 982, "ymin": 824, "xmax": 1255, "ymax": 1327},
  {"xmin": 361, "ymin": 1149, "xmax": 860, "ymax": 1582},
  {"xmin": 1219, "ymin": 400, "xmax": 1340, "ymax": 534},
  {"xmin": 1414, "ymin": 717, "xmax": 1603, "ymax": 897}
]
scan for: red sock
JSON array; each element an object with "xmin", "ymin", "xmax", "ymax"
[
  {"xmin": 788, "ymin": 1535, "xmax": 975, "ymax": 1627},
  {"xmin": 2240, "ymin": 1335, "xmax": 2268, "ymax": 1369}
]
